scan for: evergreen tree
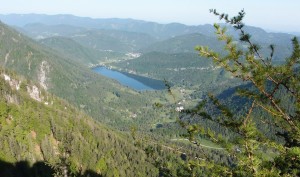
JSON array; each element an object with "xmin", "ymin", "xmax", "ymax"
[{"xmin": 180, "ymin": 9, "xmax": 300, "ymax": 176}]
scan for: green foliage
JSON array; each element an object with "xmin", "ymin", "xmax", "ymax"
[
  {"xmin": 0, "ymin": 69, "xmax": 159, "ymax": 176},
  {"xmin": 177, "ymin": 9, "xmax": 300, "ymax": 176},
  {"xmin": 2, "ymin": 10, "xmax": 300, "ymax": 177},
  {"xmin": 96, "ymin": 158, "xmax": 107, "ymax": 174},
  {"xmin": 0, "ymin": 21, "xmax": 169, "ymax": 132},
  {"xmin": 111, "ymin": 51, "xmax": 232, "ymax": 89},
  {"xmin": 274, "ymin": 147, "xmax": 300, "ymax": 175},
  {"xmin": 0, "ymin": 101, "xmax": 9, "ymax": 118},
  {"xmin": 71, "ymin": 29, "xmax": 157, "ymax": 53},
  {"xmin": 40, "ymin": 36, "xmax": 124, "ymax": 65},
  {"xmin": 141, "ymin": 33, "xmax": 224, "ymax": 54}
]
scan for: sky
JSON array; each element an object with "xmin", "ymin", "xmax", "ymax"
[{"xmin": 0, "ymin": 0, "xmax": 299, "ymax": 32}]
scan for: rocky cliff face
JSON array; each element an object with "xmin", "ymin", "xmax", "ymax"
[{"xmin": 38, "ymin": 61, "xmax": 50, "ymax": 90}]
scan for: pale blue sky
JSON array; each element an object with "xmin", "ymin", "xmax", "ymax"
[{"xmin": 0, "ymin": 0, "xmax": 299, "ymax": 32}]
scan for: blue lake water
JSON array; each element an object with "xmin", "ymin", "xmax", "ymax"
[{"xmin": 92, "ymin": 67, "xmax": 165, "ymax": 91}]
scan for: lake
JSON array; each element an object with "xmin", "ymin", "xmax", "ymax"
[{"xmin": 92, "ymin": 67, "xmax": 166, "ymax": 91}]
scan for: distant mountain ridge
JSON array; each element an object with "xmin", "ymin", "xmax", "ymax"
[
  {"xmin": 0, "ymin": 13, "xmax": 215, "ymax": 39},
  {"xmin": 1, "ymin": 13, "xmax": 298, "ymax": 36},
  {"xmin": 0, "ymin": 20, "xmax": 160, "ymax": 130},
  {"xmin": 1, "ymin": 14, "xmax": 298, "ymax": 55}
]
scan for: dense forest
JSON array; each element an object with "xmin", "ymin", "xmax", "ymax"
[{"xmin": 0, "ymin": 8, "xmax": 299, "ymax": 177}]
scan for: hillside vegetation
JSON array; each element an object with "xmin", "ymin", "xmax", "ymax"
[
  {"xmin": 0, "ymin": 21, "xmax": 165, "ymax": 130},
  {"xmin": 0, "ymin": 69, "xmax": 158, "ymax": 176},
  {"xmin": 40, "ymin": 36, "xmax": 123, "ymax": 65},
  {"xmin": 0, "ymin": 12, "xmax": 299, "ymax": 176}
]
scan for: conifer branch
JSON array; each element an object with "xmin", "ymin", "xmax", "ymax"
[
  {"xmin": 255, "ymin": 101, "xmax": 283, "ymax": 117},
  {"xmin": 207, "ymin": 9, "xmax": 299, "ymax": 131},
  {"xmin": 244, "ymin": 101, "xmax": 255, "ymax": 126},
  {"xmin": 193, "ymin": 9, "xmax": 300, "ymax": 176}
]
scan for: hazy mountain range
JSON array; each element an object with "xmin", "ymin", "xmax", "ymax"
[
  {"xmin": 1, "ymin": 13, "xmax": 298, "ymax": 39},
  {"xmin": 0, "ymin": 13, "xmax": 299, "ymax": 176},
  {"xmin": 1, "ymin": 14, "xmax": 297, "ymax": 60}
]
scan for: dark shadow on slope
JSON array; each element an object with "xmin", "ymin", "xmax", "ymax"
[
  {"xmin": 0, "ymin": 160, "xmax": 103, "ymax": 177},
  {"xmin": 216, "ymin": 83, "xmax": 253, "ymax": 113},
  {"xmin": 217, "ymin": 83, "xmax": 252, "ymax": 100}
]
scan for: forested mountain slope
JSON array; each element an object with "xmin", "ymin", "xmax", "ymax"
[
  {"xmin": 1, "ymin": 12, "xmax": 299, "ymax": 176},
  {"xmin": 0, "ymin": 69, "xmax": 158, "ymax": 176},
  {"xmin": 0, "ymin": 21, "xmax": 160, "ymax": 130},
  {"xmin": 14, "ymin": 23, "xmax": 158, "ymax": 52},
  {"xmin": 110, "ymin": 52, "xmax": 236, "ymax": 89},
  {"xmin": 70, "ymin": 29, "xmax": 157, "ymax": 52},
  {"xmin": 140, "ymin": 33, "xmax": 223, "ymax": 53},
  {"xmin": 40, "ymin": 36, "xmax": 123, "ymax": 65}
]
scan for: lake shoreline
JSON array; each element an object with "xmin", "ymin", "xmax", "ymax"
[{"xmin": 92, "ymin": 66, "xmax": 166, "ymax": 91}]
